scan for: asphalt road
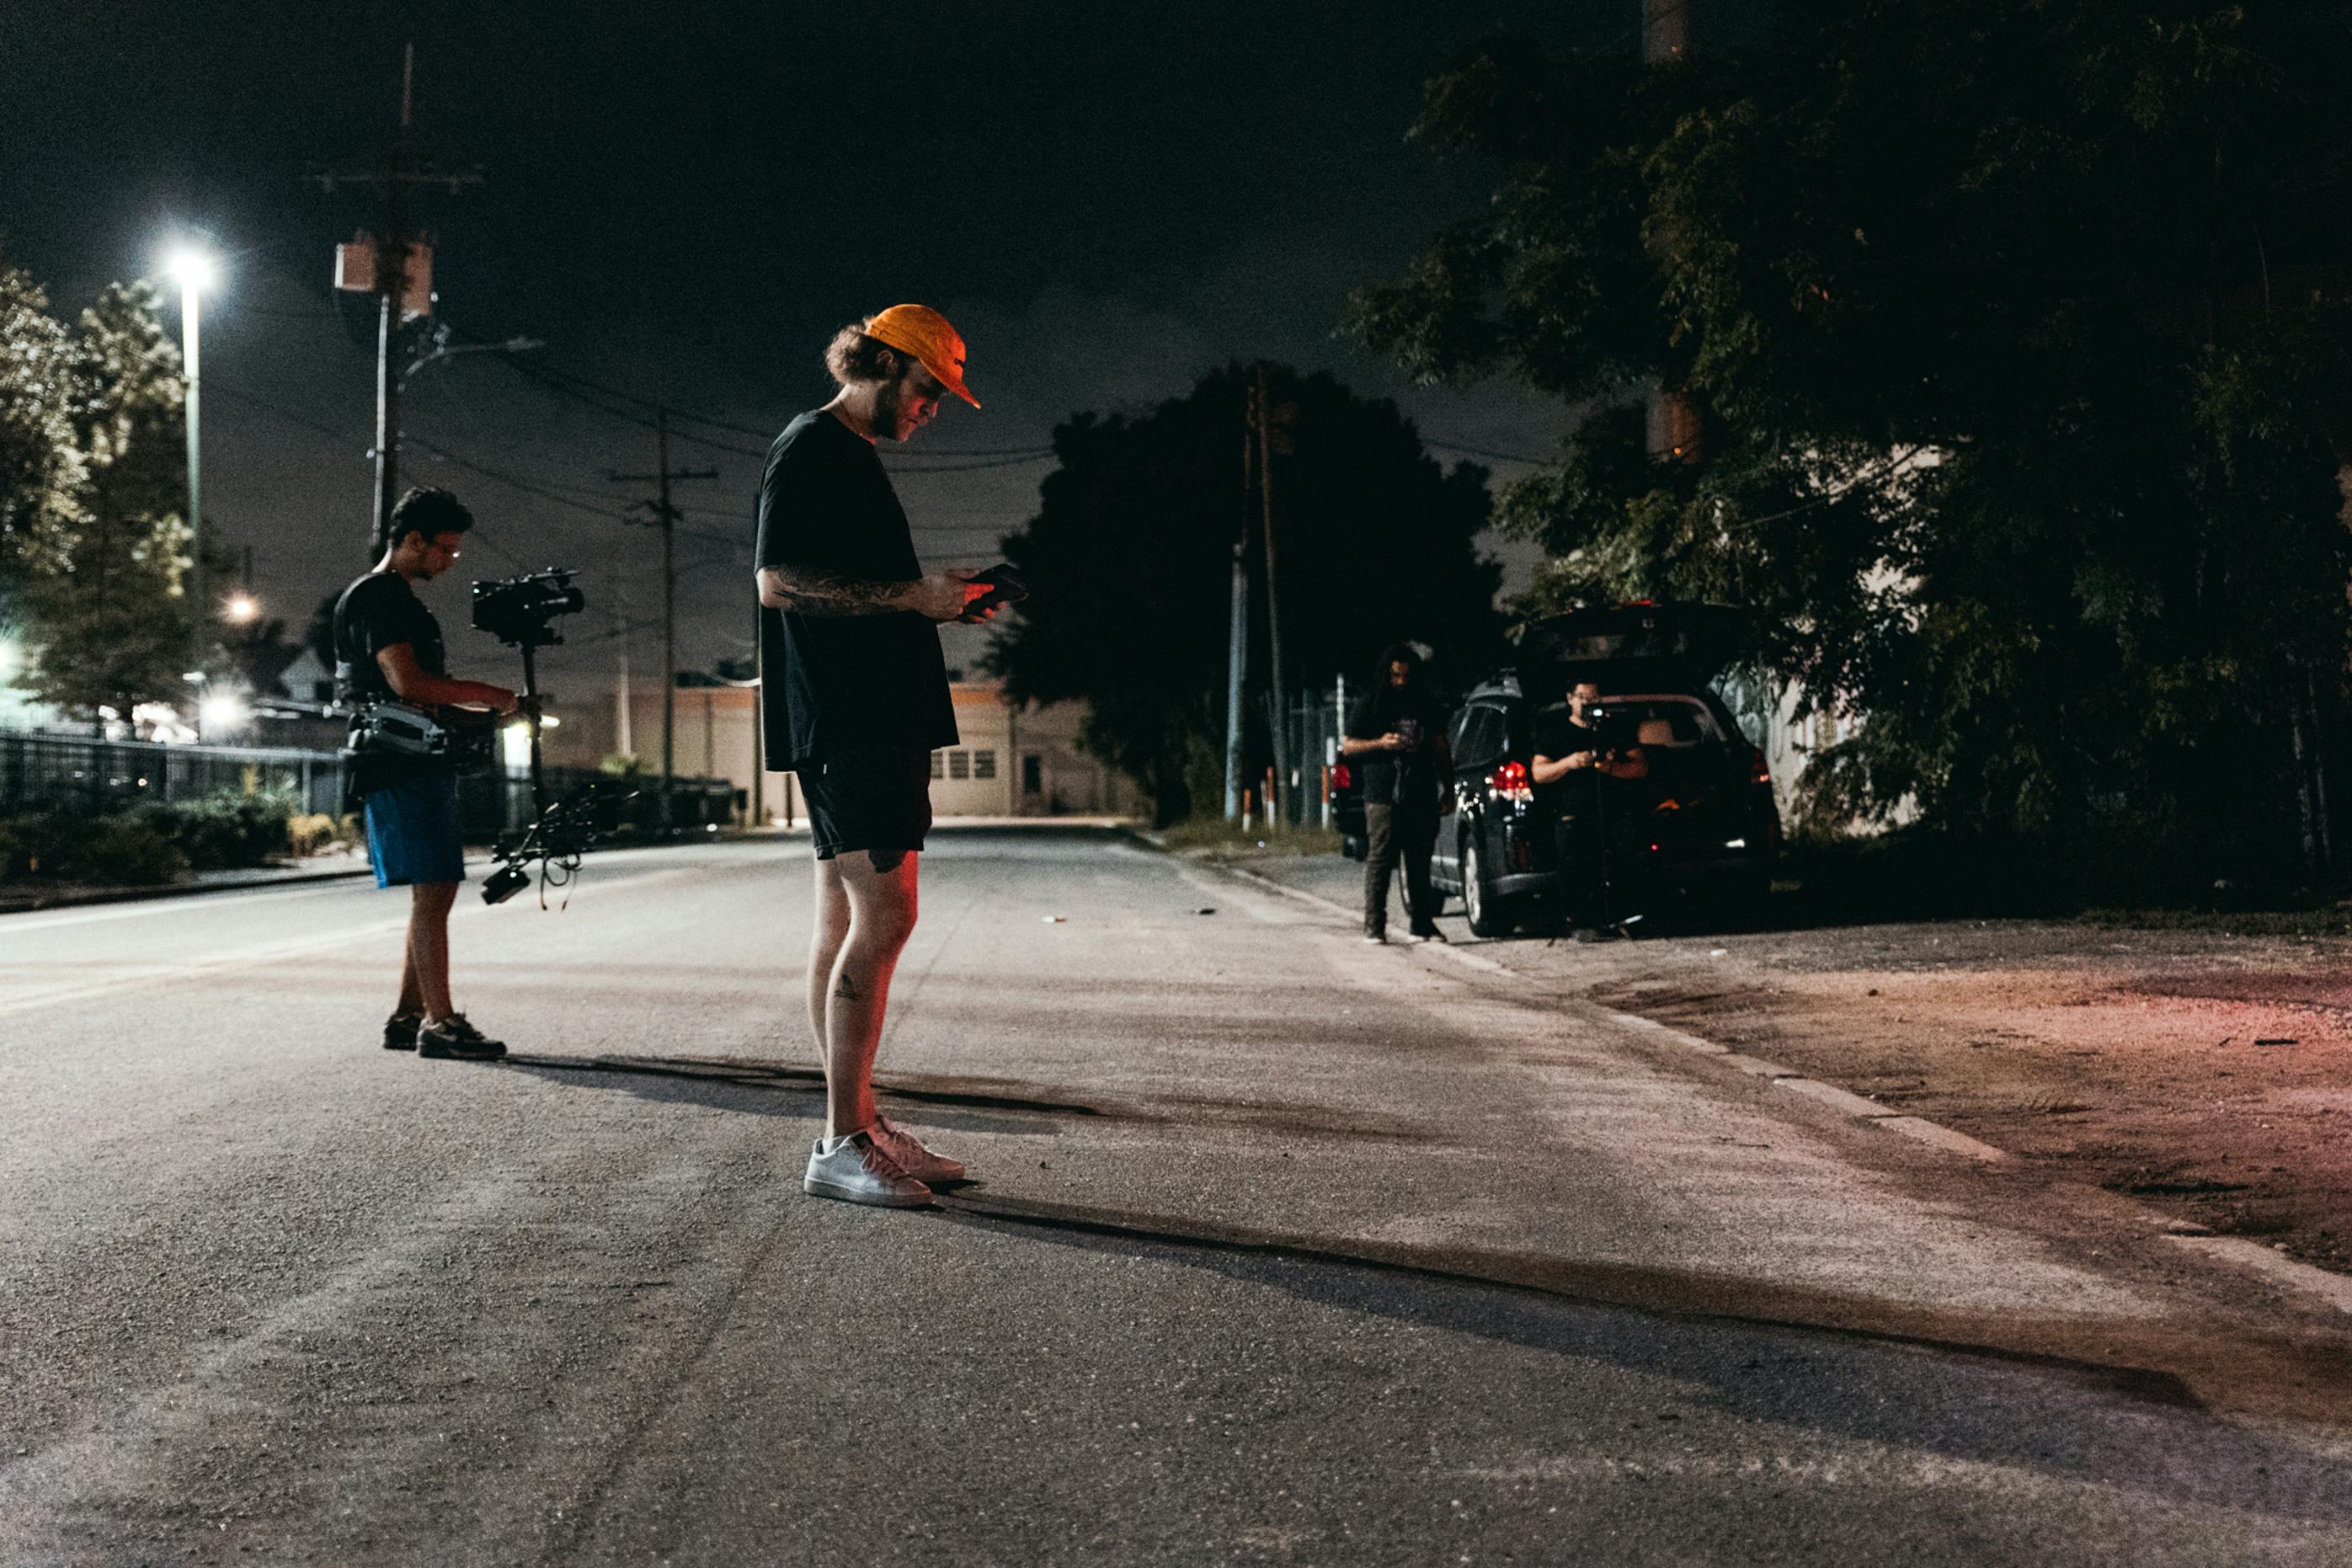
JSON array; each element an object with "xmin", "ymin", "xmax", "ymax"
[{"xmin": 3, "ymin": 829, "xmax": 2349, "ymax": 1566}]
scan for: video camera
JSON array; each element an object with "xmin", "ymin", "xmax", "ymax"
[
  {"xmin": 472, "ymin": 568, "xmax": 584, "ymax": 648},
  {"xmin": 467, "ymin": 567, "xmax": 616, "ymax": 906}
]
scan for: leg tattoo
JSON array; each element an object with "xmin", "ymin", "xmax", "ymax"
[{"xmin": 835, "ymin": 971, "xmax": 861, "ymax": 1000}]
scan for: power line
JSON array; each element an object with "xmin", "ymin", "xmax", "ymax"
[
  {"xmin": 516, "ymin": 358, "xmax": 1055, "ymax": 456},
  {"xmin": 883, "ymin": 451, "xmax": 1057, "ymax": 475},
  {"xmin": 211, "ymin": 378, "xmax": 754, "ymax": 557},
  {"xmin": 1422, "ymin": 435, "xmax": 1555, "ymax": 466}
]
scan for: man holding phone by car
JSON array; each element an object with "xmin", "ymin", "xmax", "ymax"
[
  {"xmin": 1341, "ymin": 643, "xmax": 1453, "ymax": 944},
  {"xmin": 1531, "ymin": 679, "xmax": 1650, "ymax": 940},
  {"xmin": 755, "ymin": 304, "xmax": 1000, "ymax": 1209}
]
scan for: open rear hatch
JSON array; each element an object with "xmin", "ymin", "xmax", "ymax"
[{"xmin": 1510, "ymin": 602, "xmax": 1747, "ymax": 697}]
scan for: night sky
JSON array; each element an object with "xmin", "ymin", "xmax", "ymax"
[{"xmin": 3, "ymin": 1, "xmax": 1677, "ymax": 712}]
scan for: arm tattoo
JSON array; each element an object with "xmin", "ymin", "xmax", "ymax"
[{"xmin": 760, "ymin": 564, "xmax": 907, "ymax": 618}]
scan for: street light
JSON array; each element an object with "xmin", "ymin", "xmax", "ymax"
[
  {"xmin": 163, "ymin": 242, "xmax": 217, "ymax": 688},
  {"xmin": 225, "ymin": 591, "xmax": 259, "ymax": 626}
]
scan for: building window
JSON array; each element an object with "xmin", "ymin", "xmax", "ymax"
[
  {"xmin": 930, "ymin": 750, "xmax": 945, "ymax": 780},
  {"xmin": 949, "ymin": 750, "xmax": 970, "ymax": 780},
  {"xmin": 1022, "ymin": 755, "xmax": 1043, "ymax": 794},
  {"xmin": 973, "ymin": 749, "xmax": 996, "ymax": 780}
]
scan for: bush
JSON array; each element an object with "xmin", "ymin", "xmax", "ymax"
[
  {"xmin": 286, "ymin": 812, "xmax": 339, "ymax": 857},
  {"xmin": 0, "ymin": 807, "xmax": 188, "ymax": 885},
  {"xmin": 72, "ymin": 817, "xmax": 188, "ymax": 885},
  {"xmin": 151, "ymin": 790, "xmax": 298, "ymax": 871}
]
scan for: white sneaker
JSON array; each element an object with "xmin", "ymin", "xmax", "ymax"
[
  {"xmin": 872, "ymin": 1113, "xmax": 967, "ymax": 1184},
  {"xmin": 803, "ymin": 1130, "xmax": 933, "ymax": 1208}
]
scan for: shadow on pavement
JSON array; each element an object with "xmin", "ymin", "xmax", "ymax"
[
  {"xmin": 932, "ymin": 1191, "xmax": 2352, "ymax": 1440},
  {"xmin": 498, "ymin": 1053, "xmax": 1442, "ymax": 1145}
]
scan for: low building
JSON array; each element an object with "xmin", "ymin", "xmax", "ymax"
[{"xmin": 543, "ymin": 677, "xmax": 1136, "ymax": 824}]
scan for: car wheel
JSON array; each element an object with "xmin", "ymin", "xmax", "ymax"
[{"xmin": 1462, "ymin": 832, "xmax": 1516, "ymax": 938}]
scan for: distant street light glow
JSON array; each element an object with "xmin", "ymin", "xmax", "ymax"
[
  {"xmin": 163, "ymin": 246, "xmax": 217, "ymax": 292},
  {"xmin": 198, "ymin": 692, "xmax": 248, "ymax": 733},
  {"xmin": 225, "ymin": 591, "xmax": 259, "ymax": 624}
]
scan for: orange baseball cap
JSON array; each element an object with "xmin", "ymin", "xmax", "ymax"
[{"xmin": 861, "ymin": 303, "xmax": 980, "ymax": 409}]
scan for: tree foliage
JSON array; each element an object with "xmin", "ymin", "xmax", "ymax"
[
  {"xmin": 19, "ymin": 280, "xmax": 194, "ymax": 719},
  {"xmin": 986, "ymin": 364, "xmax": 1500, "ymax": 824},
  {"xmin": 0, "ymin": 259, "xmax": 85, "ymax": 591},
  {"xmin": 1350, "ymin": 2, "xmax": 2352, "ymax": 888}
]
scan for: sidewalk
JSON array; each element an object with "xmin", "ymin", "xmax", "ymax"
[{"xmin": 1227, "ymin": 847, "xmax": 2352, "ymax": 1277}]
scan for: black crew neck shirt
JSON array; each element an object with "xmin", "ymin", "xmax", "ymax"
[
  {"xmin": 333, "ymin": 570, "xmax": 451, "ymax": 793},
  {"xmin": 755, "ymin": 411, "xmax": 957, "ymax": 769},
  {"xmin": 1532, "ymin": 707, "xmax": 1635, "ymax": 813},
  {"xmin": 1344, "ymin": 685, "xmax": 1444, "ymax": 809}
]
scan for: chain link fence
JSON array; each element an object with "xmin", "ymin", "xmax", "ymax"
[{"xmin": 0, "ymin": 730, "xmax": 738, "ymax": 841}]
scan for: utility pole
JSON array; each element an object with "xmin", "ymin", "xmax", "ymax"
[
  {"xmin": 1641, "ymin": 0, "xmax": 1702, "ymax": 466},
  {"xmin": 1223, "ymin": 379, "xmax": 1253, "ymax": 819},
  {"xmin": 314, "ymin": 44, "xmax": 482, "ymax": 551},
  {"xmin": 614, "ymin": 581, "xmax": 634, "ymax": 760},
  {"xmin": 610, "ymin": 408, "xmax": 715, "ymax": 833},
  {"xmin": 1256, "ymin": 364, "xmax": 1293, "ymax": 829}
]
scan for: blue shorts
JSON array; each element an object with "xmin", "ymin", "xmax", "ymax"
[{"xmin": 364, "ymin": 773, "xmax": 466, "ymax": 888}]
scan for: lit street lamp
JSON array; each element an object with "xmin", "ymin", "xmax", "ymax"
[
  {"xmin": 225, "ymin": 591, "xmax": 259, "ymax": 626},
  {"xmin": 163, "ymin": 243, "xmax": 217, "ymax": 685}
]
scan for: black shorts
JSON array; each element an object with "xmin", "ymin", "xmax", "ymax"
[{"xmin": 797, "ymin": 744, "xmax": 934, "ymax": 861}]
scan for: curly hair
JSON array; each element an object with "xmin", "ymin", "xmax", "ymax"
[{"xmin": 824, "ymin": 324, "xmax": 909, "ymax": 387}]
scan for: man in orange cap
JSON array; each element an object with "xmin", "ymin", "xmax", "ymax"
[{"xmin": 755, "ymin": 305, "xmax": 991, "ymax": 1208}]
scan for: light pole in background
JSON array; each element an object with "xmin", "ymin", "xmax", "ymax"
[{"xmin": 163, "ymin": 243, "xmax": 216, "ymax": 682}]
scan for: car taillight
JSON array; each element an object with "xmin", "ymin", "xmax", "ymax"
[
  {"xmin": 1331, "ymin": 763, "xmax": 1352, "ymax": 792},
  {"xmin": 1749, "ymin": 746, "xmax": 1772, "ymax": 787},
  {"xmin": 1488, "ymin": 760, "xmax": 1533, "ymax": 804}
]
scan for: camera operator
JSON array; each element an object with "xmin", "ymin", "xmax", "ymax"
[
  {"xmin": 1530, "ymin": 679, "xmax": 1649, "ymax": 941},
  {"xmin": 334, "ymin": 486, "xmax": 520, "ymax": 1059},
  {"xmin": 1340, "ymin": 643, "xmax": 1453, "ymax": 944}
]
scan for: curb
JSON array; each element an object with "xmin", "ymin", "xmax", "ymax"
[
  {"xmin": 1207, "ymin": 857, "xmax": 2352, "ymax": 1317},
  {"xmin": 0, "ymin": 861, "xmax": 375, "ymax": 914}
]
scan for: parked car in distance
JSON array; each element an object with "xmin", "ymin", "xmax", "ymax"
[
  {"xmin": 1330, "ymin": 760, "xmax": 1367, "ymax": 860},
  {"xmin": 1430, "ymin": 603, "xmax": 1781, "ymax": 936}
]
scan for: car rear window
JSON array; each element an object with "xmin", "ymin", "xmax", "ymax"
[{"xmin": 1603, "ymin": 696, "xmax": 1724, "ymax": 749}]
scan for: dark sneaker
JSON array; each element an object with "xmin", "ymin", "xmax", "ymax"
[
  {"xmin": 417, "ymin": 1014, "xmax": 506, "ymax": 1060},
  {"xmin": 1407, "ymin": 927, "xmax": 1448, "ymax": 944},
  {"xmin": 383, "ymin": 1011, "xmax": 421, "ymax": 1051}
]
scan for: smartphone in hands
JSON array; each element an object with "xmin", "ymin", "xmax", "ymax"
[{"xmin": 963, "ymin": 565, "xmax": 1031, "ymax": 619}]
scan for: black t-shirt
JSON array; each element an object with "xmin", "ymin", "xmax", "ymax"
[
  {"xmin": 1345, "ymin": 685, "xmax": 1445, "ymax": 809},
  {"xmin": 333, "ymin": 570, "xmax": 451, "ymax": 792},
  {"xmin": 755, "ymin": 411, "xmax": 958, "ymax": 769},
  {"xmin": 1531, "ymin": 707, "xmax": 1635, "ymax": 814}
]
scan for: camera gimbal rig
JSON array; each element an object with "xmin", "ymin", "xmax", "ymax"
[{"xmin": 470, "ymin": 570, "xmax": 636, "ymax": 906}]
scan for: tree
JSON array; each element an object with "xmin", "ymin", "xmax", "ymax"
[
  {"xmin": 987, "ymin": 364, "xmax": 1501, "ymax": 825},
  {"xmin": 0, "ymin": 259, "xmax": 84, "ymax": 601},
  {"xmin": 17, "ymin": 280, "xmax": 191, "ymax": 720},
  {"xmin": 1350, "ymin": 3, "xmax": 2352, "ymax": 891}
]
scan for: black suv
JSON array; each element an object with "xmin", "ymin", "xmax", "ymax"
[{"xmin": 1430, "ymin": 604, "xmax": 1781, "ymax": 936}]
